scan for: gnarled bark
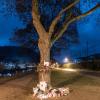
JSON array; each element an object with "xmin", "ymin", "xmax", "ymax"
[
  {"xmin": 32, "ymin": 0, "xmax": 51, "ymax": 86},
  {"xmin": 38, "ymin": 35, "xmax": 51, "ymax": 85}
]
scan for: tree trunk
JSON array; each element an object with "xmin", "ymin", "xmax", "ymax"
[{"xmin": 37, "ymin": 34, "xmax": 51, "ymax": 86}]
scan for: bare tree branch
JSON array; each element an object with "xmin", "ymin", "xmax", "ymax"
[
  {"xmin": 32, "ymin": 0, "xmax": 47, "ymax": 38},
  {"xmin": 51, "ymin": 12, "xmax": 72, "ymax": 41},
  {"xmin": 49, "ymin": 0, "xmax": 80, "ymax": 36},
  {"xmin": 51, "ymin": 4, "xmax": 100, "ymax": 45}
]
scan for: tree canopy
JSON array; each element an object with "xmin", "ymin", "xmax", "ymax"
[{"xmin": 13, "ymin": 0, "xmax": 82, "ymax": 49}]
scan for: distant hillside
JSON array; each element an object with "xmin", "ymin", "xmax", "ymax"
[{"xmin": 0, "ymin": 46, "xmax": 39, "ymax": 63}]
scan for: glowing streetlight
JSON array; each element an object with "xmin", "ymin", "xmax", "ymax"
[{"xmin": 63, "ymin": 57, "xmax": 69, "ymax": 63}]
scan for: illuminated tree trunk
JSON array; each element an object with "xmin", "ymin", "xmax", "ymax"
[{"xmin": 37, "ymin": 34, "xmax": 51, "ymax": 85}]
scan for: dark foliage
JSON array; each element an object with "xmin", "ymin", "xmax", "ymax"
[{"xmin": 13, "ymin": 0, "xmax": 81, "ymax": 56}]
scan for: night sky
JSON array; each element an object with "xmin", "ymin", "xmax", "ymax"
[{"xmin": 0, "ymin": 0, "xmax": 100, "ymax": 62}]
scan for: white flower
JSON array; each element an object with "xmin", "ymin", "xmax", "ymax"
[
  {"xmin": 33, "ymin": 87, "xmax": 39, "ymax": 95},
  {"xmin": 44, "ymin": 61, "xmax": 49, "ymax": 66},
  {"xmin": 38, "ymin": 81, "xmax": 47, "ymax": 92}
]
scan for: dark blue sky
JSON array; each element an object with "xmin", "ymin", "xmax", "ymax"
[
  {"xmin": 0, "ymin": 0, "xmax": 100, "ymax": 61},
  {"xmin": 0, "ymin": 15, "xmax": 24, "ymax": 46}
]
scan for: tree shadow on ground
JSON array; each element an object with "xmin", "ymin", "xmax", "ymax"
[{"xmin": 55, "ymin": 75, "xmax": 83, "ymax": 87}]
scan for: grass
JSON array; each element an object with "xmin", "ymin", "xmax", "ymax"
[
  {"xmin": 51, "ymin": 70, "xmax": 100, "ymax": 87},
  {"xmin": 1, "ymin": 69, "xmax": 100, "ymax": 88}
]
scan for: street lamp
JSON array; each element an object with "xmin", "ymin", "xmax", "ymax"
[{"xmin": 63, "ymin": 57, "xmax": 69, "ymax": 63}]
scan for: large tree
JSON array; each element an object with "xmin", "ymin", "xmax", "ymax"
[
  {"xmin": 15, "ymin": 0, "xmax": 82, "ymax": 85},
  {"xmin": 32, "ymin": 0, "xmax": 99, "ymax": 85},
  {"xmin": 2, "ymin": 0, "xmax": 99, "ymax": 86}
]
